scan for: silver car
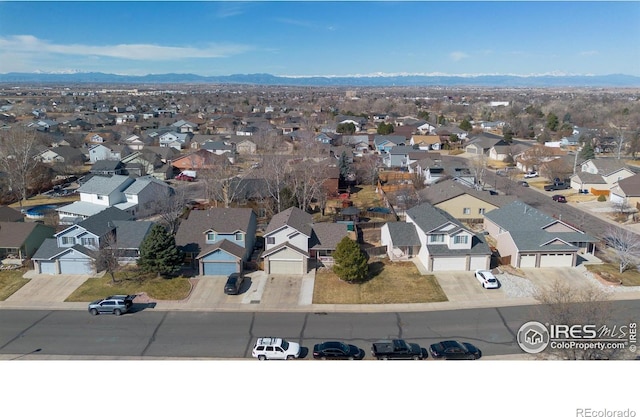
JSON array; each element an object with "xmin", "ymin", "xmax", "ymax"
[{"xmin": 88, "ymin": 295, "xmax": 136, "ymax": 316}]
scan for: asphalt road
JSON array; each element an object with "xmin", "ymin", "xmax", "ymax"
[{"xmin": 1, "ymin": 301, "xmax": 638, "ymax": 359}]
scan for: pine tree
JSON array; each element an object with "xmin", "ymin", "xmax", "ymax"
[
  {"xmin": 332, "ymin": 236, "xmax": 368, "ymax": 282},
  {"xmin": 138, "ymin": 224, "xmax": 183, "ymax": 277}
]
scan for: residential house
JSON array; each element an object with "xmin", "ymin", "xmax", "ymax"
[
  {"xmin": 175, "ymin": 208, "xmax": 257, "ymax": 276},
  {"xmin": 465, "ymin": 133, "xmax": 508, "ymax": 155},
  {"xmin": 89, "ymin": 160, "xmax": 126, "ymax": 176},
  {"xmin": 0, "ymin": 206, "xmax": 23, "ymax": 222},
  {"xmin": 159, "ymin": 131, "xmax": 191, "ymax": 150},
  {"xmin": 483, "ymin": 201, "xmax": 597, "ymax": 268},
  {"xmin": 410, "ymin": 135, "xmax": 442, "ymax": 151},
  {"xmin": 261, "ymin": 207, "xmax": 348, "ymax": 275},
  {"xmin": 56, "ymin": 175, "xmax": 173, "ymax": 223},
  {"xmin": 171, "ymin": 120, "xmax": 198, "ymax": 133},
  {"xmin": 36, "ymin": 146, "xmax": 85, "ymax": 165},
  {"xmin": 411, "ymin": 156, "xmax": 446, "ymax": 185},
  {"xmin": 373, "ymin": 135, "xmax": 406, "ymax": 153},
  {"xmin": 578, "ymin": 159, "xmax": 635, "ymax": 188},
  {"xmin": 336, "ymin": 115, "xmax": 366, "ymax": 132},
  {"xmin": 417, "ymin": 179, "xmax": 516, "ymax": 222},
  {"xmin": 381, "ymin": 203, "xmax": 491, "ymax": 271},
  {"xmin": 0, "ymin": 222, "xmax": 55, "ymax": 264},
  {"xmin": 171, "ymin": 149, "xmax": 229, "ymax": 173},
  {"xmin": 124, "ymin": 134, "xmax": 145, "ymax": 151},
  {"xmin": 435, "ymin": 125, "xmax": 468, "ymax": 141},
  {"xmin": 609, "ymin": 174, "xmax": 640, "ymax": 206},
  {"xmin": 32, "ymin": 207, "xmax": 151, "ymax": 275}
]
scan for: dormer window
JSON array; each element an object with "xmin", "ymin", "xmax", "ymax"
[
  {"xmin": 235, "ymin": 232, "xmax": 244, "ymax": 241},
  {"xmin": 453, "ymin": 235, "xmax": 469, "ymax": 245},
  {"xmin": 429, "ymin": 234, "xmax": 445, "ymax": 243},
  {"xmin": 206, "ymin": 232, "xmax": 216, "ymax": 242}
]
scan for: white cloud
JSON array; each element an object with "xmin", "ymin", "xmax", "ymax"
[
  {"xmin": 449, "ymin": 51, "xmax": 469, "ymax": 61},
  {"xmin": 0, "ymin": 35, "xmax": 253, "ymax": 61}
]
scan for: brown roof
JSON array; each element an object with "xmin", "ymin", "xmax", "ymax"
[
  {"xmin": 175, "ymin": 208, "xmax": 255, "ymax": 254},
  {"xmin": 0, "ymin": 206, "xmax": 23, "ymax": 222},
  {"xmin": 616, "ymin": 174, "xmax": 640, "ymax": 196},
  {"xmin": 0, "ymin": 222, "xmax": 44, "ymax": 247}
]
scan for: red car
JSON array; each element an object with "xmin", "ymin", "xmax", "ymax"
[
  {"xmin": 176, "ymin": 173, "xmax": 195, "ymax": 182},
  {"xmin": 552, "ymin": 195, "xmax": 567, "ymax": 203}
]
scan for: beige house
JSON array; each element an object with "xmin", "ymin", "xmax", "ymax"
[{"xmin": 410, "ymin": 135, "xmax": 442, "ymax": 151}]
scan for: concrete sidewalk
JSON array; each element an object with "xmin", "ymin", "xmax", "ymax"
[{"xmin": 2, "ymin": 270, "xmax": 640, "ymax": 314}]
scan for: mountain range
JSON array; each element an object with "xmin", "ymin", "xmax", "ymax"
[{"xmin": 0, "ymin": 72, "xmax": 639, "ymax": 87}]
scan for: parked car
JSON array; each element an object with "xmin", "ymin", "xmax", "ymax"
[
  {"xmin": 224, "ymin": 273, "xmax": 244, "ymax": 295},
  {"xmin": 252, "ymin": 337, "xmax": 301, "ymax": 360},
  {"xmin": 520, "ymin": 181, "xmax": 530, "ymax": 187},
  {"xmin": 175, "ymin": 173, "xmax": 195, "ymax": 182},
  {"xmin": 88, "ymin": 295, "xmax": 136, "ymax": 316},
  {"xmin": 524, "ymin": 171, "xmax": 538, "ymax": 178},
  {"xmin": 313, "ymin": 341, "xmax": 365, "ymax": 360},
  {"xmin": 474, "ymin": 269, "xmax": 499, "ymax": 289},
  {"xmin": 429, "ymin": 340, "xmax": 481, "ymax": 360},
  {"xmin": 552, "ymin": 194, "xmax": 567, "ymax": 203}
]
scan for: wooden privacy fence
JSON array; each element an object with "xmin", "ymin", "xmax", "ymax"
[
  {"xmin": 363, "ymin": 246, "xmax": 387, "ymax": 257},
  {"xmin": 379, "ymin": 171, "xmax": 415, "ymax": 182},
  {"xmin": 590, "ymin": 188, "xmax": 610, "ymax": 197}
]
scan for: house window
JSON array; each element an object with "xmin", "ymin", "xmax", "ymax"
[
  {"xmin": 266, "ymin": 237, "xmax": 275, "ymax": 245},
  {"xmin": 235, "ymin": 232, "xmax": 244, "ymax": 241},
  {"xmin": 81, "ymin": 238, "xmax": 96, "ymax": 247},
  {"xmin": 463, "ymin": 208, "xmax": 471, "ymax": 215},
  {"xmin": 478, "ymin": 208, "xmax": 486, "ymax": 215},
  {"xmin": 206, "ymin": 232, "xmax": 216, "ymax": 242},
  {"xmin": 429, "ymin": 234, "xmax": 445, "ymax": 243},
  {"xmin": 61, "ymin": 237, "xmax": 75, "ymax": 245},
  {"xmin": 454, "ymin": 235, "xmax": 469, "ymax": 245}
]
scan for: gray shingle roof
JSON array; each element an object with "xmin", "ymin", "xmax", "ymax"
[
  {"xmin": 483, "ymin": 200, "xmax": 557, "ymax": 231},
  {"xmin": 616, "ymin": 174, "xmax": 640, "ymax": 196},
  {"xmin": 175, "ymin": 208, "xmax": 255, "ymax": 253},
  {"xmin": 77, "ymin": 174, "xmax": 133, "ymax": 195},
  {"xmin": 124, "ymin": 176, "xmax": 170, "ymax": 195},
  {"xmin": 309, "ymin": 223, "xmax": 349, "ymax": 250},
  {"xmin": 588, "ymin": 159, "xmax": 628, "ymax": 176},
  {"xmin": 113, "ymin": 220, "xmax": 153, "ymax": 249},
  {"xmin": 405, "ymin": 202, "xmax": 464, "ymax": 234},
  {"xmin": 76, "ymin": 207, "xmax": 134, "ymax": 236},
  {"xmin": 571, "ymin": 172, "xmax": 607, "ymax": 184},
  {"xmin": 420, "ymin": 178, "xmax": 517, "ymax": 207},
  {"xmin": 427, "ymin": 234, "xmax": 491, "ymax": 255},
  {"xmin": 384, "ymin": 222, "xmax": 421, "ymax": 246},
  {"xmin": 265, "ymin": 207, "xmax": 312, "ymax": 237},
  {"xmin": 196, "ymin": 238, "xmax": 246, "ymax": 259}
]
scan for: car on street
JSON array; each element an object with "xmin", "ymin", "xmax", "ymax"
[
  {"xmin": 520, "ymin": 181, "xmax": 529, "ymax": 187},
  {"xmin": 474, "ymin": 269, "xmax": 499, "ymax": 289},
  {"xmin": 552, "ymin": 194, "xmax": 567, "ymax": 203},
  {"xmin": 429, "ymin": 340, "xmax": 481, "ymax": 360},
  {"xmin": 224, "ymin": 273, "xmax": 244, "ymax": 295},
  {"xmin": 524, "ymin": 171, "xmax": 539, "ymax": 178},
  {"xmin": 252, "ymin": 337, "xmax": 301, "ymax": 360},
  {"xmin": 313, "ymin": 341, "xmax": 365, "ymax": 360},
  {"xmin": 88, "ymin": 295, "xmax": 136, "ymax": 316}
]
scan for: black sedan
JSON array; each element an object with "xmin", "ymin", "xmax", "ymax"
[
  {"xmin": 224, "ymin": 274, "xmax": 244, "ymax": 295},
  {"xmin": 313, "ymin": 341, "xmax": 365, "ymax": 360},
  {"xmin": 429, "ymin": 340, "xmax": 481, "ymax": 360}
]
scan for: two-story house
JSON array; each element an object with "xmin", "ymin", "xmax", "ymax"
[
  {"xmin": 373, "ymin": 135, "xmax": 406, "ymax": 153},
  {"xmin": 32, "ymin": 207, "xmax": 147, "ymax": 275},
  {"xmin": 159, "ymin": 131, "xmax": 191, "ymax": 150},
  {"xmin": 572, "ymin": 158, "xmax": 635, "ymax": 191},
  {"xmin": 175, "ymin": 208, "xmax": 257, "ymax": 276},
  {"xmin": 261, "ymin": 207, "xmax": 349, "ymax": 275},
  {"xmin": 381, "ymin": 203, "xmax": 491, "ymax": 271},
  {"xmin": 56, "ymin": 175, "xmax": 173, "ymax": 224}
]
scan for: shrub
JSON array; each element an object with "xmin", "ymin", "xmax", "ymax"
[{"xmin": 597, "ymin": 195, "xmax": 607, "ymax": 202}]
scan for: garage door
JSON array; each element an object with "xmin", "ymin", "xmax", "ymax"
[
  {"xmin": 202, "ymin": 262, "xmax": 238, "ymax": 276},
  {"xmin": 432, "ymin": 257, "xmax": 467, "ymax": 271},
  {"xmin": 469, "ymin": 256, "xmax": 487, "ymax": 271},
  {"xmin": 38, "ymin": 261, "xmax": 57, "ymax": 275},
  {"xmin": 519, "ymin": 254, "xmax": 537, "ymax": 268},
  {"xmin": 269, "ymin": 260, "xmax": 302, "ymax": 275},
  {"xmin": 539, "ymin": 253, "xmax": 573, "ymax": 268},
  {"xmin": 59, "ymin": 259, "xmax": 93, "ymax": 275}
]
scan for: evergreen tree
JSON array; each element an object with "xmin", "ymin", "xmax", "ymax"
[
  {"xmin": 546, "ymin": 113, "xmax": 559, "ymax": 131},
  {"xmin": 332, "ymin": 237, "xmax": 368, "ymax": 282},
  {"xmin": 337, "ymin": 122, "xmax": 356, "ymax": 134},
  {"xmin": 338, "ymin": 151, "xmax": 350, "ymax": 180},
  {"xmin": 580, "ymin": 141, "xmax": 595, "ymax": 161},
  {"xmin": 377, "ymin": 122, "xmax": 394, "ymax": 135},
  {"xmin": 138, "ymin": 224, "xmax": 183, "ymax": 277},
  {"xmin": 459, "ymin": 118, "xmax": 472, "ymax": 131}
]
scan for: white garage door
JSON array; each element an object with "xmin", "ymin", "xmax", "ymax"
[
  {"xmin": 469, "ymin": 256, "xmax": 487, "ymax": 271},
  {"xmin": 539, "ymin": 253, "xmax": 573, "ymax": 268},
  {"xmin": 269, "ymin": 260, "xmax": 302, "ymax": 275},
  {"xmin": 38, "ymin": 261, "xmax": 57, "ymax": 275},
  {"xmin": 519, "ymin": 254, "xmax": 537, "ymax": 268},
  {"xmin": 432, "ymin": 257, "xmax": 467, "ymax": 271},
  {"xmin": 59, "ymin": 259, "xmax": 94, "ymax": 275}
]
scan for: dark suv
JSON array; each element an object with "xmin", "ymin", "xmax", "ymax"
[
  {"xmin": 224, "ymin": 274, "xmax": 244, "ymax": 295},
  {"xmin": 88, "ymin": 295, "xmax": 136, "ymax": 316}
]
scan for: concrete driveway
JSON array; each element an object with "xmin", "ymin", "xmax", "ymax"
[
  {"xmin": 2, "ymin": 273, "xmax": 91, "ymax": 308},
  {"xmin": 435, "ymin": 271, "xmax": 509, "ymax": 303},
  {"xmin": 519, "ymin": 267, "xmax": 597, "ymax": 292}
]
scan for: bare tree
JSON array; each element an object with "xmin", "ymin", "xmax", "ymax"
[
  {"xmin": 533, "ymin": 280, "xmax": 630, "ymax": 360},
  {"xmin": 469, "ymin": 155, "xmax": 487, "ymax": 187},
  {"xmin": 91, "ymin": 233, "xmax": 120, "ymax": 284},
  {"xmin": 0, "ymin": 127, "xmax": 42, "ymax": 207},
  {"xmin": 261, "ymin": 154, "xmax": 291, "ymax": 213},
  {"xmin": 158, "ymin": 188, "xmax": 188, "ymax": 235},
  {"xmin": 603, "ymin": 227, "xmax": 640, "ymax": 273}
]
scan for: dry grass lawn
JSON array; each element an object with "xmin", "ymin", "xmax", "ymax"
[
  {"xmin": 350, "ymin": 185, "xmax": 383, "ymax": 208},
  {"xmin": 9, "ymin": 194, "xmax": 79, "ymax": 209},
  {"xmin": 313, "ymin": 260, "xmax": 448, "ymax": 304},
  {"xmin": 66, "ymin": 269, "xmax": 192, "ymax": 301},
  {"xmin": 586, "ymin": 263, "xmax": 640, "ymax": 287},
  {"xmin": 0, "ymin": 269, "xmax": 30, "ymax": 301}
]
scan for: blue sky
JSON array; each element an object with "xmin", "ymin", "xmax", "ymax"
[{"xmin": 0, "ymin": 1, "xmax": 639, "ymax": 77}]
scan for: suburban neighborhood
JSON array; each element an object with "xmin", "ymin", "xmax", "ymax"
[{"xmin": 0, "ymin": 83, "xmax": 639, "ymax": 365}]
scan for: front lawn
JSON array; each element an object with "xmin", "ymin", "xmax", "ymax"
[
  {"xmin": 585, "ymin": 263, "xmax": 640, "ymax": 287},
  {"xmin": 313, "ymin": 260, "xmax": 448, "ymax": 304},
  {"xmin": 65, "ymin": 269, "xmax": 192, "ymax": 301},
  {"xmin": 0, "ymin": 269, "xmax": 30, "ymax": 301}
]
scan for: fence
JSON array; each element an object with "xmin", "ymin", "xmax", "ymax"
[
  {"xmin": 362, "ymin": 246, "xmax": 387, "ymax": 257},
  {"xmin": 379, "ymin": 171, "xmax": 415, "ymax": 182},
  {"xmin": 590, "ymin": 188, "xmax": 610, "ymax": 197}
]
